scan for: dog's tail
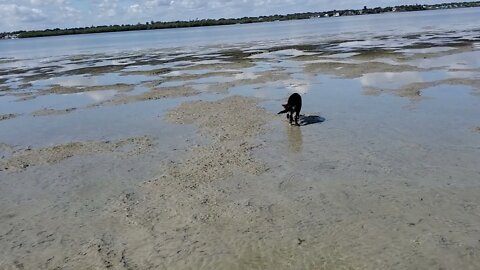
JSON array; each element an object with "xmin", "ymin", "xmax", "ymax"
[{"xmin": 278, "ymin": 104, "xmax": 289, "ymax": 114}]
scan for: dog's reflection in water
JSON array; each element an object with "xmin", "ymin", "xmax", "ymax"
[
  {"xmin": 285, "ymin": 114, "xmax": 325, "ymax": 153},
  {"xmin": 287, "ymin": 124, "xmax": 303, "ymax": 153}
]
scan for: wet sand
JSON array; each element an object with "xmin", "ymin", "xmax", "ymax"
[
  {"xmin": 0, "ymin": 136, "xmax": 153, "ymax": 172},
  {"xmin": 1, "ymin": 27, "xmax": 480, "ymax": 269}
]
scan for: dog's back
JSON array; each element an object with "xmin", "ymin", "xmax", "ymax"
[
  {"xmin": 287, "ymin": 93, "xmax": 302, "ymax": 114},
  {"xmin": 279, "ymin": 93, "xmax": 302, "ymax": 114},
  {"xmin": 278, "ymin": 93, "xmax": 302, "ymax": 125}
]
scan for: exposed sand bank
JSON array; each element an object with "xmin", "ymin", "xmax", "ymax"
[
  {"xmin": 304, "ymin": 61, "xmax": 425, "ymax": 78},
  {"xmin": 0, "ymin": 113, "xmax": 17, "ymax": 121},
  {"xmin": 165, "ymin": 95, "xmax": 269, "ymax": 180},
  {"xmin": 207, "ymin": 70, "xmax": 290, "ymax": 93},
  {"xmin": 31, "ymin": 108, "xmax": 77, "ymax": 117},
  {"xmin": 0, "ymin": 136, "xmax": 153, "ymax": 172},
  {"xmin": 47, "ymin": 83, "xmax": 135, "ymax": 94},
  {"xmin": 96, "ymin": 86, "xmax": 200, "ymax": 106}
]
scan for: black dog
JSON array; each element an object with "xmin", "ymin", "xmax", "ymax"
[{"xmin": 278, "ymin": 93, "xmax": 302, "ymax": 126}]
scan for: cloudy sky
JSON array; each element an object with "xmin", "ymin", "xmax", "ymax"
[{"xmin": 0, "ymin": 0, "xmax": 476, "ymax": 32}]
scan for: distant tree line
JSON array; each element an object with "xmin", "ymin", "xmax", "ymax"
[{"xmin": 1, "ymin": 1, "xmax": 479, "ymax": 39}]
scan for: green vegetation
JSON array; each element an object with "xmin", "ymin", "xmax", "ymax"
[{"xmin": 1, "ymin": 1, "xmax": 479, "ymax": 39}]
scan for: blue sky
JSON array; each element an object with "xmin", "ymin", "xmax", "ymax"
[{"xmin": 0, "ymin": 0, "xmax": 477, "ymax": 32}]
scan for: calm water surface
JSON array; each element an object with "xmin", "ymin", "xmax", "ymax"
[{"xmin": 1, "ymin": 7, "xmax": 479, "ymax": 59}]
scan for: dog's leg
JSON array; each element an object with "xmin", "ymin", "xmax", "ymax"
[{"xmin": 294, "ymin": 111, "xmax": 300, "ymax": 126}]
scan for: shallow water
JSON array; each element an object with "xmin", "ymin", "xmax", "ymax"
[{"xmin": 1, "ymin": 7, "xmax": 480, "ymax": 270}]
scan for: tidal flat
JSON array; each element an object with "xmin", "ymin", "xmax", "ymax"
[{"xmin": 1, "ymin": 14, "xmax": 480, "ymax": 269}]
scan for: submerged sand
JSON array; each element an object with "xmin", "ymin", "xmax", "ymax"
[{"xmin": 2, "ymin": 94, "xmax": 479, "ymax": 269}]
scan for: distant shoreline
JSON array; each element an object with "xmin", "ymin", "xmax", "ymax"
[{"xmin": 1, "ymin": 1, "xmax": 479, "ymax": 40}]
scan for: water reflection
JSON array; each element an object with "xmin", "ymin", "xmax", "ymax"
[
  {"xmin": 81, "ymin": 90, "xmax": 118, "ymax": 102},
  {"xmin": 360, "ymin": 71, "xmax": 425, "ymax": 89},
  {"xmin": 411, "ymin": 51, "xmax": 480, "ymax": 70},
  {"xmin": 287, "ymin": 124, "xmax": 303, "ymax": 153},
  {"xmin": 360, "ymin": 68, "xmax": 480, "ymax": 101},
  {"xmin": 283, "ymin": 79, "xmax": 311, "ymax": 95}
]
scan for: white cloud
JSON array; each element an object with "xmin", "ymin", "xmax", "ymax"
[{"xmin": 0, "ymin": 0, "xmax": 81, "ymax": 31}]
